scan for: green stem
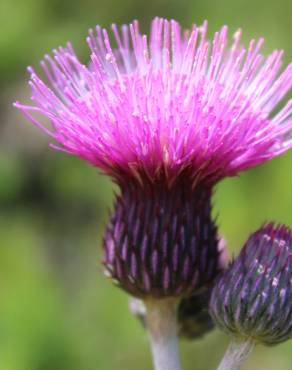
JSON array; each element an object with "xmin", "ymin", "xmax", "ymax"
[
  {"xmin": 217, "ymin": 339, "xmax": 254, "ymax": 370},
  {"xmin": 145, "ymin": 298, "xmax": 181, "ymax": 370}
]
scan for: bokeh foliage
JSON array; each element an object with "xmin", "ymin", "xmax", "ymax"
[{"xmin": 0, "ymin": 0, "xmax": 291, "ymax": 369}]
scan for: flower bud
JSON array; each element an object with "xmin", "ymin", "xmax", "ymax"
[{"xmin": 210, "ymin": 223, "xmax": 292, "ymax": 345}]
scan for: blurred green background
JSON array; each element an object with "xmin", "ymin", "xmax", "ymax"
[{"xmin": 0, "ymin": 0, "xmax": 291, "ymax": 369}]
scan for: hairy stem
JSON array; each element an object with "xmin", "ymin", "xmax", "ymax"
[
  {"xmin": 145, "ymin": 298, "xmax": 181, "ymax": 370},
  {"xmin": 217, "ymin": 339, "xmax": 254, "ymax": 370}
]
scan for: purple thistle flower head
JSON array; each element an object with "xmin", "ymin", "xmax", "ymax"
[
  {"xmin": 15, "ymin": 18, "xmax": 292, "ymax": 187},
  {"xmin": 14, "ymin": 18, "xmax": 292, "ymax": 299},
  {"xmin": 210, "ymin": 223, "xmax": 292, "ymax": 345}
]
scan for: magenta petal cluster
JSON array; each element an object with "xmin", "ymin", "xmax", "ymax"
[{"xmin": 15, "ymin": 18, "xmax": 292, "ymax": 186}]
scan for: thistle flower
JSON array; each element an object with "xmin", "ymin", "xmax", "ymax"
[
  {"xmin": 14, "ymin": 19, "xmax": 292, "ymax": 300},
  {"xmin": 210, "ymin": 223, "xmax": 292, "ymax": 345}
]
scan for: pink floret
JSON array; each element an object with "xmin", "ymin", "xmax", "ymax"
[{"xmin": 14, "ymin": 18, "xmax": 292, "ymax": 186}]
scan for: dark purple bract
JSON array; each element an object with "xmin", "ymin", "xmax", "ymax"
[{"xmin": 210, "ymin": 223, "xmax": 292, "ymax": 345}]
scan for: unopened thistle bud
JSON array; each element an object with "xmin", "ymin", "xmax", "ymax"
[{"xmin": 210, "ymin": 223, "xmax": 292, "ymax": 345}]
